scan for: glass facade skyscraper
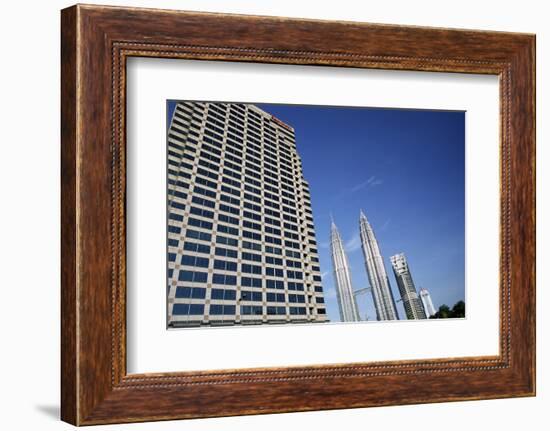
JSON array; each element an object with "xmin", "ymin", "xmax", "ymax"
[
  {"xmin": 166, "ymin": 101, "xmax": 327, "ymax": 328},
  {"xmin": 330, "ymin": 220, "xmax": 360, "ymax": 322},
  {"xmin": 419, "ymin": 288, "xmax": 437, "ymax": 317},
  {"xmin": 359, "ymin": 210, "xmax": 399, "ymax": 321},
  {"xmin": 390, "ymin": 253, "xmax": 427, "ymax": 320}
]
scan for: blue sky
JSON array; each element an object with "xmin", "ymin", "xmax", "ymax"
[{"xmin": 256, "ymin": 103, "xmax": 465, "ymax": 322}]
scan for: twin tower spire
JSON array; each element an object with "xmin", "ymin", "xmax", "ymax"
[{"xmin": 330, "ymin": 210, "xmax": 399, "ymax": 322}]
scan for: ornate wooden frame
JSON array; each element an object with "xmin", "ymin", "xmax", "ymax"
[{"xmin": 61, "ymin": 4, "xmax": 536, "ymax": 425}]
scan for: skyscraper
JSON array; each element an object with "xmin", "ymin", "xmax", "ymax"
[
  {"xmin": 330, "ymin": 220, "xmax": 360, "ymax": 322},
  {"xmin": 419, "ymin": 288, "xmax": 437, "ymax": 317},
  {"xmin": 359, "ymin": 210, "xmax": 399, "ymax": 321},
  {"xmin": 167, "ymin": 101, "xmax": 327, "ymax": 327},
  {"xmin": 390, "ymin": 253, "xmax": 427, "ymax": 320}
]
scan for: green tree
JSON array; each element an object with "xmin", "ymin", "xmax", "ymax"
[
  {"xmin": 430, "ymin": 301, "xmax": 465, "ymax": 319},
  {"xmin": 451, "ymin": 300, "xmax": 465, "ymax": 318},
  {"xmin": 431, "ymin": 304, "xmax": 451, "ymax": 319}
]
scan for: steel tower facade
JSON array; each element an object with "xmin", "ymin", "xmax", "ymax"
[
  {"xmin": 330, "ymin": 221, "xmax": 360, "ymax": 322},
  {"xmin": 359, "ymin": 210, "xmax": 399, "ymax": 321},
  {"xmin": 390, "ymin": 253, "xmax": 427, "ymax": 320}
]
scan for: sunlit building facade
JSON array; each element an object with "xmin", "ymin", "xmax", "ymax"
[
  {"xmin": 330, "ymin": 220, "xmax": 360, "ymax": 322},
  {"xmin": 419, "ymin": 288, "xmax": 437, "ymax": 317},
  {"xmin": 167, "ymin": 101, "xmax": 327, "ymax": 327},
  {"xmin": 359, "ymin": 210, "xmax": 399, "ymax": 321}
]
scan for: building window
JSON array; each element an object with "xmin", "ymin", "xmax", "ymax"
[
  {"xmin": 242, "ymin": 241, "xmax": 261, "ymax": 251},
  {"xmin": 172, "ymin": 303, "xmax": 205, "ymax": 315},
  {"xmin": 265, "ymin": 267, "xmax": 284, "ymax": 277},
  {"xmin": 186, "ymin": 229, "xmax": 211, "ymax": 242},
  {"xmin": 288, "ymin": 282, "xmax": 305, "ymax": 291},
  {"xmin": 175, "ymin": 286, "xmax": 206, "ymax": 299},
  {"xmin": 189, "ymin": 206, "xmax": 214, "ymax": 219},
  {"xmin": 187, "ymin": 217, "xmax": 213, "ymax": 230},
  {"xmin": 267, "ymin": 306, "xmax": 286, "ymax": 315},
  {"xmin": 289, "ymin": 307, "xmax": 306, "ymax": 315},
  {"xmin": 241, "ymin": 277, "xmax": 262, "ymax": 288},
  {"xmin": 241, "ymin": 291, "xmax": 263, "ymax": 302},
  {"xmin": 209, "ymin": 304, "xmax": 236, "ymax": 315},
  {"xmin": 241, "ymin": 305, "xmax": 263, "ymax": 315},
  {"xmin": 168, "ymin": 212, "xmax": 184, "ymax": 222},
  {"xmin": 289, "ymin": 294, "xmax": 305, "ymax": 303},
  {"xmin": 266, "ymin": 292, "xmax": 285, "ymax": 303},
  {"xmin": 178, "ymin": 270, "xmax": 208, "ymax": 283},
  {"xmin": 242, "ymin": 264, "xmax": 262, "ymax": 275},
  {"xmin": 210, "ymin": 288, "xmax": 237, "ymax": 301},
  {"xmin": 216, "ymin": 235, "xmax": 238, "ymax": 247},
  {"xmin": 217, "ymin": 224, "xmax": 239, "ymax": 236},
  {"xmin": 181, "ymin": 255, "xmax": 209, "ymax": 268},
  {"xmin": 215, "ymin": 247, "xmax": 238, "ymax": 258},
  {"xmin": 168, "ymin": 225, "xmax": 182, "ymax": 234},
  {"xmin": 212, "ymin": 273, "xmax": 237, "ymax": 285},
  {"xmin": 266, "ymin": 279, "xmax": 284, "ymax": 290},
  {"xmin": 213, "ymin": 259, "xmax": 238, "ymax": 272},
  {"xmin": 184, "ymin": 242, "xmax": 211, "ymax": 254},
  {"xmin": 242, "ymin": 252, "xmax": 262, "ymax": 262}
]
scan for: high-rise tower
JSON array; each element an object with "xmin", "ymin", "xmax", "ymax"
[
  {"xmin": 330, "ymin": 220, "xmax": 360, "ymax": 322},
  {"xmin": 419, "ymin": 288, "xmax": 437, "ymax": 317},
  {"xmin": 359, "ymin": 210, "xmax": 399, "ymax": 321},
  {"xmin": 390, "ymin": 253, "xmax": 427, "ymax": 320},
  {"xmin": 167, "ymin": 101, "xmax": 327, "ymax": 327}
]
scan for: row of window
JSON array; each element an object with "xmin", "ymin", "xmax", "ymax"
[
  {"xmin": 169, "ymin": 146, "xmax": 304, "ymax": 192},
  {"xmin": 197, "ymin": 105, "xmax": 295, "ymax": 150},
  {"xmin": 172, "ymin": 269, "xmax": 316, "ymax": 292},
  {"xmin": 177, "ymin": 259, "xmax": 304, "ymax": 278},
  {"xmin": 170, "ymin": 197, "xmax": 307, "ymax": 235},
  {"xmin": 170, "ymin": 232, "xmax": 319, "ymax": 266},
  {"xmin": 172, "ymin": 200, "xmax": 310, "ymax": 232},
  {"xmin": 169, "ymin": 125, "xmax": 296, "ymax": 171},
  {"xmin": 172, "ymin": 303, "xmax": 314, "ymax": 316},
  {"xmin": 169, "ymin": 157, "xmax": 311, "ymax": 210}
]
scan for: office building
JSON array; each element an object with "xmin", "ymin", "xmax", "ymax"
[
  {"xmin": 359, "ymin": 210, "xmax": 399, "ymax": 321},
  {"xmin": 390, "ymin": 253, "xmax": 427, "ymax": 320},
  {"xmin": 330, "ymin": 220, "xmax": 360, "ymax": 322},
  {"xmin": 419, "ymin": 288, "xmax": 437, "ymax": 317},
  {"xmin": 166, "ymin": 101, "xmax": 327, "ymax": 327}
]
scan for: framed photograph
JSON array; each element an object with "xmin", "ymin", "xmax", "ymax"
[{"xmin": 61, "ymin": 4, "xmax": 535, "ymax": 425}]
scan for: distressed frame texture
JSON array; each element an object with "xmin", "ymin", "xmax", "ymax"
[{"xmin": 61, "ymin": 4, "xmax": 535, "ymax": 425}]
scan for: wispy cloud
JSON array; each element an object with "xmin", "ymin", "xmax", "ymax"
[
  {"xmin": 320, "ymin": 271, "xmax": 329, "ymax": 279},
  {"xmin": 344, "ymin": 232, "xmax": 362, "ymax": 252},
  {"xmin": 348, "ymin": 176, "xmax": 383, "ymax": 193},
  {"xmin": 380, "ymin": 218, "xmax": 391, "ymax": 231},
  {"xmin": 319, "ymin": 241, "xmax": 330, "ymax": 249},
  {"xmin": 323, "ymin": 286, "xmax": 337, "ymax": 299}
]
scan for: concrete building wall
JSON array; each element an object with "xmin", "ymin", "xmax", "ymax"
[{"xmin": 166, "ymin": 101, "xmax": 326, "ymax": 327}]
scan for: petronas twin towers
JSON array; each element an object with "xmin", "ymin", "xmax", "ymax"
[
  {"xmin": 330, "ymin": 210, "xmax": 401, "ymax": 322},
  {"xmin": 330, "ymin": 220, "xmax": 361, "ymax": 322},
  {"xmin": 359, "ymin": 211, "xmax": 399, "ymax": 321}
]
